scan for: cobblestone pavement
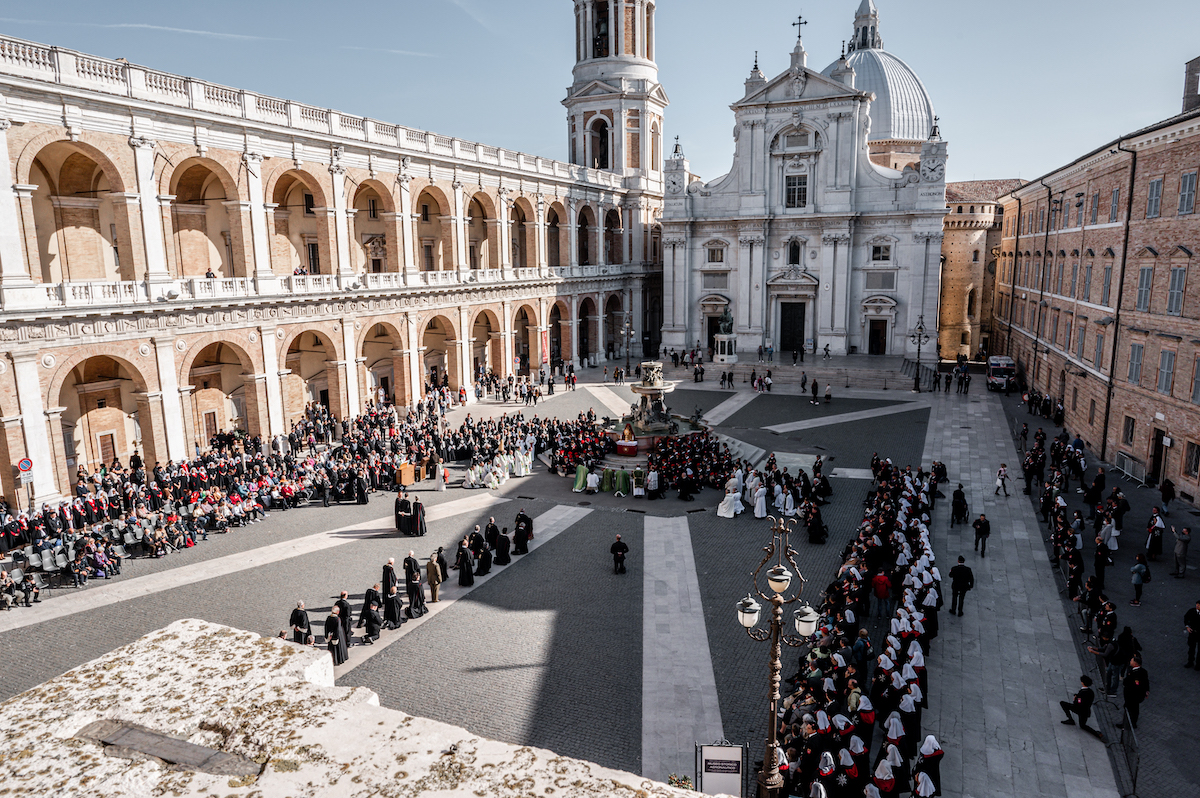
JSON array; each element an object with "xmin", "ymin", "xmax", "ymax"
[{"xmin": 997, "ymin": 391, "xmax": 1199, "ymax": 798}]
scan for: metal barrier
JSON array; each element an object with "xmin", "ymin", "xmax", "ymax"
[
  {"xmin": 1117, "ymin": 709, "xmax": 1140, "ymax": 794},
  {"xmin": 1112, "ymin": 451, "xmax": 1148, "ymax": 485}
]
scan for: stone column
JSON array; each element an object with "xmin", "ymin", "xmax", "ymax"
[
  {"xmin": 630, "ymin": 280, "xmax": 645, "ymax": 358},
  {"xmin": 566, "ymin": 198, "xmax": 580, "ymax": 274},
  {"xmin": 405, "ymin": 312, "xmax": 423, "ymax": 402},
  {"xmin": 0, "ymin": 120, "xmax": 43, "ymax": 308},
  {"xmin": 329, "ymin": 165, "xmax": 354, "ymax": 287},
  {"xmin": 0, "ymin": 415, "xmax": 28, "ymax": 512},
  {"xmin": 242, "ymin": 152, "xmax": 278, "ymax": 293},
  {"xmin": 341, "ymin": 320, "xmax": 361, "ymax": 416},
  {"xmin": 397, "ymin": 174, "xmax": 417, "ymax": 281},
  {"xmin": 151, "ymin": 337, "xmax": 188, "ymax": 461},
  {"xmin": 568, "ymin": 293, "xmax": 581, "ymax": 369},
  {"xmin": 451, "ymin": 180, "xmax": 468, "ymax": 270},
  {"xmin": 128, "ymin": 136, "xmax": 171, "ymax": 287},
  {"xmin": 535, "ymin": 194, "xmax": 548, "ymax": 274},
  {"xmin": 177, "ymin": 384, "xmax": 197, "ymax": 458},
  {"xmin": 9, "ymin": 352, "xmax": 61, "ymax": 503},
  {"xmin": 45, "ymin": 406, "xmax": 70, "ymax": 500},
  {"xmin": 596, "ymin": 205, "xmax": 607, "ymax": 268},
  {"xmin": 258, "ymin": 325, "xmax": 286, "ymax": 437},
  {"xmin": 497, "ymin": 189, "xmax": 514, "ymax": 278},
  {"xmin": 457, "ymin": 305, "xmax": 472, "ymax": 401},
  {"xmin": 500, "ymin": 300, "xmax": 514, "ymax": 377}
]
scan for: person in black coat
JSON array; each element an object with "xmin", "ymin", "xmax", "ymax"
[
  {"xmin": 411, "ymin": 496, "xmax": 428, "ymax": 536},
  {"xmin": 394, "ymin": 493, "xmax": 412, "ymax": 535},
  {"xmin": 1060, "ymin": 674, "xmax": 1102, "ymax": 737},
  {"xmin": 362, "ymin": 603, "xmax": 383, "ymax": 644},
  {"xmin": 494, "ymin": 528, "xmax": 512, "ymax": 565},
  {"xmin": 435, "ymin": 546, "xmax": 449, "ymax": 580},
  {"xmin": 455, "ymin": 541, "xmax": 475, "ymax": 586},
  {"xmin": 403, "ymin": 551, "xmax": 427, "ymax": 616},
  {"xmin": 948, "ymin": 556, "xmax": 974, "ymax": 616},
  {"xmin": 383, "ymin": 586, "xmax": 405, "ymax": 629},
  {"xmin": 334, "ymin": 591, "xmax": 353, "ymax": 645},
  {"xmin": 325, "ymin": 607, "xmax": 348, "ymax": 666},
  {"xmin": 610, "ymin": 534, "xmax": 629, "ymax": 574},
  {"xmin": 383, "ymin": 558, "xmax": 399, "ymax": 598},
  {"xmin": 358, "ymin": 583, "xmax": 383, "ymax": 629},
  {"xmin": 474, "ymin": 545, "xmax": 493, "ymax": 576},
  {"xmin": 289, "ymin": 600, "xmax": 311, "ymax": 644},
  {"xmin": 513, "ymin": 519, "xmax": 531, "ymax": 555}
]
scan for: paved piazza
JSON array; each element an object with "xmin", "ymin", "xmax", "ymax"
[{"xmin": 0, "ymin": 369, "xmax": 1136, "ymax": 797}]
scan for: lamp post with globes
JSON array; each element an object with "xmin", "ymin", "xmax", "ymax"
[
  {"xmin": 621, "ymin": 318, "xmax": 636, "ymax": 377},
  {"xmin": 736, "ymin": 515, "xmax": 821, "ymax": 798},
  {"xmin": 910, "ymin": 314, "xmax": 931, "ymax": 392}
]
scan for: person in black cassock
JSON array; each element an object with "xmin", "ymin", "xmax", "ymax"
[
  {"xmin": 383, "ymin": 585, "xmax": 405, "ymax": 629},
  {"xmin": 325, "ymin": 607, "xmax": 348, "ymax": 665},
  {"xmin": 513, "ymin": 515, "xmax": 532, "ymax": 555},
  {"xmin": 610, "ymin": 534, "xmax": 629, "ymax": 574},
  {"xmin": 334, "ymin": 591, "xmax": 353, "ymax": 645},
  {"xmin": 394, "ymin": 492, "xmax": 412, "ymax": 535},
  {"xmin": 383, "ymin": 558, "xmax": 399, "ymax": 598},
  {"xmin": 362, "ymin": 602, "xmax": 383, "ymax": 644},
  {"xmin": 475, "ymin": 544, "xmax": 493, "ymax": 576},
  {"xmin": 358, "ymin": 582, "xmax": 382, "ymax": 629},
  {"xmin": 356, "ymin": 468, "xmax": 369, "ymax": 505},
  {"xmin": 455, "ymin": 540, "xmax": 475, "ymax": 586},
  {"xmin": 484, "ymin": 517, "xmax": 500, "ymax": 550},
  {"xmin": 289, "ymin": 600, "xmax": 311, "ymax": 644},
  {"xmin": 515, "ymin": 508, "xmax": 533, "ymax": 540},
  {"xmin": 435, "ymin": 546, "xmax": 449, "ymax": 580},
  {"xmin": 411, "ymin": 496, "xmax": 428, "ymax": 536},
  {"xmin": 403, "ymin": 551, "xmax": 427, "ymax": 616},
  {"xmin": 469, "ymin": 525, "xmax": 486, "ymax": 557},
  {"xmin": 494, "ymin": 528, "xmax": 512, "ymax": 565}
]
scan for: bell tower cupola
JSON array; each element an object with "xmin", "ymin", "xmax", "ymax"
[{"xmin": 564, "ymin": 0, "xmax": 668, "ymax": 189}]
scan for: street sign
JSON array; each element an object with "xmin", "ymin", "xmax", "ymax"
[
  {"xmin": 20, "ymin": 471, "xmax": 35, "ymax": 484},
  {"xmin": 17, "ymin": 458, "xmax": 32, "ymax": 472}
]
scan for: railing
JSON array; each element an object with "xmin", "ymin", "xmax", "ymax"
[
  {"xmin": 61, "ymin": 280, "xmax": 149, "ymax": 307},
  {"xmin": 1112, "ymin": 451, "xmax": 1148, "ymax": 484},
  {"xmin": 183, "ymin": 276, "xmax": 251, "ymax": 300},
  {"xmin": 284, "ymin": 274, "xmax": 337, "ymax": 294},
  {"xmin": 415, "ymin": 270, "xmax": 460, "ymax": 286},
  {"xmin": 515, "ymin": 267, "xmax": 540, "ymax": 280},
  {"xmin": 364, "ymin": 272, "xmax": 404, "ymax": 290},
  {"xmin": 461, "ymin": 268, "xmax": 501, "ymax": 284}
]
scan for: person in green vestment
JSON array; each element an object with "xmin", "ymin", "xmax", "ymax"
[
  {"xmin": 600, "ymin": 468, "xmax": 614, "ymax": 492},
  {"xmin": 573, "ymin": 463, "xmax": 588, "ymax": 493},
  {"xmin": 614, "ymin": 468, "xmax": 632, "ymax": 497}
]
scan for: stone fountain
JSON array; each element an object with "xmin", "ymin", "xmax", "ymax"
[{"xmin": 610, "ymin": 361, "xmax": 689, "ymax": 455}]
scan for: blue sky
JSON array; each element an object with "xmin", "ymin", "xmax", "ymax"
[{"xmin": 1, "ymin": 0, "xmax": 1194, "ymax": 184}]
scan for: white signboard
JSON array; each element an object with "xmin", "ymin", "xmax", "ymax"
[{"xmin": 699, "ymin": 744, "xmax": 743, "ymax": 797}]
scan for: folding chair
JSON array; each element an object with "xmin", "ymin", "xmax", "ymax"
[
  {"xmin": 31, "ymin": 572, "xmax": 49, "ymax": 591},
  {"xmin": 112, "ymin": 545, "xmax": 128, "ymax": 559},
  {"xmin": 25, "ymin": 551, "xmax": 42, "ymax": 570},
  {"xmin": 9, "ymin": 567, "xmax": 22, "ymax": 583}
]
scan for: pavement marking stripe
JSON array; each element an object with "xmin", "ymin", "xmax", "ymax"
[
  {"xmin": 586, "ymin": 385, "xmax": 632, "ymax": 418},
  {"xmin": 829, "ymin": 468, "xmax": 874, "ymax": 479},
  {"xmin": 763, "ymin": 400, "xmax": 931, "ymax": 434},
  {"xmin": 641, "ymin": 515, "xmax": 724, "ymax": 783},
  {"xmin": 335, "ymin": 504, "xmax": 593, "ymax": 676},
  {"xmin": 0, "ymin": 493, "xmax": 510, "ymax": 635},
  {"xmin": 702, "ymin": 391, "xmax": 756, "ymax": 425}
]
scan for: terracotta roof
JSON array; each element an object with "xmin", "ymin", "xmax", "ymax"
[{"xmin": 945, "ymin": 179, "xmax": 1025, "ymax": 203}]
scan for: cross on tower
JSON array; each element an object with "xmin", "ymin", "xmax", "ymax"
[{"xmin": 792, "ymin": 14, "xmax": 808, "ymax": 37}]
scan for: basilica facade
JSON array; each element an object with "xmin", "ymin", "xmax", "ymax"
[
  {"xmin": 0, "ymin": 0, "xmax": 665, "ymax": 508},
  {"xmin": 661, "ymin": 1, "xmax": 947, "ymax": 359}
]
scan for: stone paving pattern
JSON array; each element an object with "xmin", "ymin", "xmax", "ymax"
[
  {"xmin": 4, "ymin": 367, "xmax": 1167, "ymax": 796},
  {"xmin": 997, "ymin": 392, "xmax": 1200, "ymax": 798}
]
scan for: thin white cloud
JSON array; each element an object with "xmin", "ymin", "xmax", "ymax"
[
  {"xmin": 341, "ymin": 45, "xmax": 436, "ymax": 59},
  {"xmin": 0, "ymin": 17, "xmax": 280, "ymax": 42},
  {"xmin": 445, "ymin": 0, "xmax": 491, "ymax": 30}
]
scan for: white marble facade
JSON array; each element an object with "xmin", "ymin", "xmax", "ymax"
[{"xmin": 661, "ymin": 2, "xmax": 947, "ymax": 358}]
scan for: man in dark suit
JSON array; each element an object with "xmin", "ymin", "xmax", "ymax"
[
  {"xmin": 973, "ymin": 514, "xmax": 992, "ymax": 557},
  {"xmin": 610, "ymin": 534, "xmax": 629, "ymax": 574},
  {"xmin": 948, "ymin": 556, "xmax": 974, "ymax": 617},
  {"xmin": 1060, "ymin": 675, "xmax": 1102, "ymax": 738}
]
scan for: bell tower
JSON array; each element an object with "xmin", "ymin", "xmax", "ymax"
[{"xmin": 563, "ymin": 0, "xmax": 668, "ymax": 190}]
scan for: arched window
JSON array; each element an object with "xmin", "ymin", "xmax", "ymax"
[
  {"xmin": 969, "ymin": 205, "xmax": 975, "ymax": 213},
  {"xmin": 788, "ymin": 241, "xmax": 801, "ymax": 265},
  {"xmin": 592, "ymin": 0, "xmax": 610, "ymax": 58},
  {"xmin": 972, "ymin": 249, "xmax": 980, "ymax": 262},
  {"xmin": 967, "ymin": 289, "xmax": 977, "ymax": 317},
  {"xmin": 957, "ymin": 206, "xmax": 963, "ymax": 214},
  {"xmin": 590, "ymin": 119, "xmax": 610, "ymax": 170}
]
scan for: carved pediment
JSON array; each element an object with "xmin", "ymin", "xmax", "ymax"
[
  {"xmin": 767, "ymin": 265, "xmax": 818, "ymax": 285},
  {"xmin": 737, "ymin": 66, "xmax": 863, "ymax": 107}
]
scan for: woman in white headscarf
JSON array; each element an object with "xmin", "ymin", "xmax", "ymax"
[
  {"xmin": 914, "ymin": 772, "xmax": 937, "ymax": 798},
  {"xmin": 913, "ymin": 735, "xmax": 943, "ymax": 796},
  {"xmin": 897, "ymin": 692, "xmax": 920, "ymax": 758},
  {"xmin": 815, "ymin": 751, "xmax": 837, "ymax": 795},
  {"xmin": 882, "ymin": 712, "xmax": 906, "ymax": 761},
  {"xmin": 837, "ymin": 747, "xmax": 864, "ymax": 797},
  {"xmin": 872, "ymin": 758, "xmax": 897, "ymax": 798}
]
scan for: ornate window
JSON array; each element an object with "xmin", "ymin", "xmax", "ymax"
[
  {"xmin": 785, "ymin": 175, "xmax": 807, "ymax": 208},
  {"xmin": 788, "ymin": 241, "xmax": 802, "ymax": 265},
  {"xmin": 871, "ymin": 245, "xmax": 892, "ymax": 262}
]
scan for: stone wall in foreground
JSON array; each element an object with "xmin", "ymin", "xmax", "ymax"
[{"xmin": 0, "ymin": 619, "xmax": 712, "ymax": 798}]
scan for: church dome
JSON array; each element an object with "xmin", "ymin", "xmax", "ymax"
[{"xmin": 820, "ymin": 1, "xmax": 936, "ymax": 142}]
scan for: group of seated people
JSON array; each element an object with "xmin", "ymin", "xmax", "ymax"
[
  {"xmin": 768, "ymin": 457, "xmax": 946, "ymax": 798},
  {"xmin": 462, "ymin": 446, "xmax": 535, "ymax": 489}
]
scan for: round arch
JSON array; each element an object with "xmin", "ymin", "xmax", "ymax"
[
  {"xmin": 352, "ymin": 179, "xmax": 398, "ymax": 274},
  {"xmin": 576, "ymin": 204, "xmax": 597, "ymax": 266},
  {"xmin": 279, "ymin": 327, "xmax": 345, "ymax": 424},
  {"xmin": 167, "ymin": 157, "xmax": 247, "ymax": 279},
  {"xmin": 420, "ymin": 313, "xmax": 461, "ymax": 392},
  {"xmin": 359, "ymin": 319, "xmax": 407, "ymax": 408},
  {"xmin": 511, "ymin": 196, "xmax": 536, "ymax": 270},
  {"xmin": 468, "ymin": 308, "xmax": 503, "ymax": 379},
  {"xmin": 546, "ymin": 201, "xmax": 568, "ymax": 268},
  {"xmin": 414, "ymin": 185, "xmax": 454, "ymax": 271}
]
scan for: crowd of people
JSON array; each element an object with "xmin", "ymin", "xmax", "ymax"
[
  {"xmin": 286, "ymin": 509, "xmax": 537, "ymax": 663},
  {"xmin": 768, "ymin": 456, "xmax": 946, "ymax": 798}
]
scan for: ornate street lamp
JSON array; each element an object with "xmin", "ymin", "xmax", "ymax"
[
  {"xmin": 910, "ymin": 314, "xmax": 931, "ymax": 392},
  {"xmin": 736, "ymin": 515, "xmax": 820, "ymax": 798}
]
